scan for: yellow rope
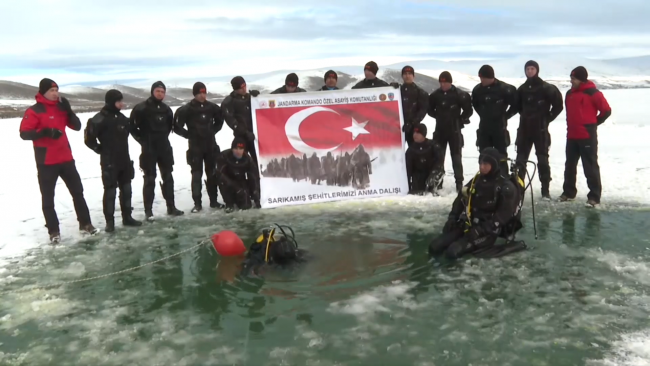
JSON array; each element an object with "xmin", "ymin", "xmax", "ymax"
[
  {"xmin": 1, "ymin": 240, "xmax": 210, "ymax": 295},
  {"xmin": 464, "ymin": 173, "xmax": 479, "ymax": 231}
]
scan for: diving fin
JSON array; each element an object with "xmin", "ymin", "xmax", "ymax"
[{"xmin": 473, "ymin": 240, "xmax": 527, "ymax": 259}]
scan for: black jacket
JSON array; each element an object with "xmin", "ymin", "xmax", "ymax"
[
  {"xmin": 449, "ymin": 170, "xmax": 518, "ymax": 233},
  {"xmin": 270, "ymin": 85, "xmax": 307, "ymax": 94},
  {"xmin": 405, "ymin": 139, "xmax": 442, "ymax": 181},
  {"xmin": 173, "ymin": 99, "xmax": 223, "ymax": 148},
  {"xmin": 517, "ymin": 76, "xmax": 563, "ymax": 133},
  {"xmin": 84, "ymin": 106, "xmax": 131, "ymax": 168},
  {"xmin": 221, "ymin": 91, "xmax": 253, "ymax": 138},
  {"xmin": 351, "ymin": 78, "xmax": 389, "ymax": 89},
  {"xmin": 428, "ymin": 85, "xmax": 473, "ymax": 134},
  {"xmin": 400, "ymin": 82, "xmax": 429, "ymax": 126},
  {"xmin": 471, "ymin": 79, "xmax": 518, "ymax": 130},
  {"xmin": 216, "ymin": 148, "xmax": 260, "ymax": 196},
  {"xmin": 129, "ymin": 97, "xmax": 174, "ymax": 143},
  {"xmin": 317, "ymin": 85, "xmax": 340, "ymax": 91}
]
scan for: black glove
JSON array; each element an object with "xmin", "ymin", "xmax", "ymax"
[
  {"xmin": 58, "ymin": 97, "xmax": 73, "ymax": 113},
  {"xmin": 402, "ymin": 122, "xmax": 413, "ymax": 133},
  {"xmin": 245, "ymin": 131, "xmax": 256, "ymax": 141},
  {"xmin": 92, "ymin": 145, "xmax": 102, "ymax": 154},
  {"xmin": 462, "ymin": 118, "xmax": 470, "ymax": 125},
  {"xmin": 250, "ymin": 90, "xmax": 260, "ymax": 97},
  {"xmin": 40, "ymin": 128, "xmax": 63, "ymax": 139},
  {"xmin": 390, "ymin": 82, "xmax": 399, "ymax": 89}
]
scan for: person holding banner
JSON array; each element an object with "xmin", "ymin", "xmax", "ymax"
[
  {"xmin": 271, "ymin": 73, "xmax": 307, "ymax": 94},
  {"xmin": 318, "ymin": 70, "xmax": 339, "ymax": 91},
  {"xmin": 405, "ymin": 123, "xmax": 444, "ymax": 195},
  {"xmin": 222, "ymin": 76, "xmax": 260, "ymax": 166},
  {"xmin": 215, "ymin": 137, "xmax": 261, "ymax": 213},
  {"xmin": 399, "ymin": 65, "xmax": 429, "ymax": 147},
  {"xmin": 352, "ymin": 61, "xmax": 397, "ymax": 89}
]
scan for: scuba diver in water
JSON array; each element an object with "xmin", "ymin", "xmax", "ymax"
[
  {"xmin": 240, "ymin": 224, "xmax": 309, "ymax": 276},
  {"xmin": 429, "ymin": 147, "xmax": 528, "ymax": 259}
]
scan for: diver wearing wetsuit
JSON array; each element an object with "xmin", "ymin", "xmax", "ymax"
[
  {"xmin": 429, "ymin": 147, "xmax": 527, "ymax": 259},
  {"xmin": 240, "ymin": 225, "xmax": 309, "ymax": 276}
]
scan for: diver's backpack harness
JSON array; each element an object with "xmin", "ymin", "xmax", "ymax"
[
  {"xmin": 255, "ymin": 223, "xmax": 299, "ymax": 264},
  {"xmin": 461, "ymin": 158, "xmax": 539, "ymax": 244}
]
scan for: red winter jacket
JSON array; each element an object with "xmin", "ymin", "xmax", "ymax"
[
  {"xmin": 19, "ymin": 94, "xmax": 82, "ymax": 165},
  {"xmin": 565, "ymin": 81, "xmax": 611, "ymax": 139}
]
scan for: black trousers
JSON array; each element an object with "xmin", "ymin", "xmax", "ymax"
[
  {"xmin": 37, "ymin": 160, "xmax": 92, "ymax": 234},
  {"xmin": 429, "ymin": 227, "xmax": 498, "ymax": 259},
  {"xmin": 187, "ymin": 144, "xmax": 220, "ymax": 206},
  {"xmin": 219, "ymin": 183, "xmax": 252, "ymax": 210},
  {"xmin": 516, "ymin": 128, "xmax": 551, "ymax": 191},
  {"xmin": 477, "ymin": 128, "xmax": 511, "ymax": 173},
  {"xmin": 562, "ymin": 127, "xmax": 601, "ymax": 202},
  {"xmin": 433, "ymin": 130, "xmax": 464, "ymax": 186},
  {"xmin": 101, "ymin": 161, "xmax": 135, "ymax": 221},
  {"xmin": 139, "ymin": 141, "xmax": 175, "ymax": 212}
]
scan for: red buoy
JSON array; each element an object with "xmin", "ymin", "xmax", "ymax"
[{"xmin": 211, "ymin": 230, "xmax": 246, "ymax": 256}]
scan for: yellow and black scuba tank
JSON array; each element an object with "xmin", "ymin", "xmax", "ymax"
[{"xmin": 252, "ymin": 224, "xmax": 299, "ymax": 265}]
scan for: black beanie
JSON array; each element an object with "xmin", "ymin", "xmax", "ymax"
[
  {"xmin": 478, "ymin": 65, "xmax": 495, "ymax": 79},
  {"xmin": 525, "ymin": 60, "xmax": 539, "ymax": 76},
  {"xmin": 402, "ymin": 65, "xmax": 415, "ymax": 75},
  {"xmin": 285, "ymin": 73, "xmax": 299, "ymax": 87},
  {"xmin": 571, "ymin": 66, "xmax": 588, "ymax": 82},
  {"xmin": 105, "ymin": 89, "xmax": 123, "ymax": 105},
  {"xmin": 38, "ymin": 78, "xmax": 58, "ymax": 95},
  {"xmin": 193, "ymin": 82, "xmax": 207, "ymax": 96},
  {"xmin": 231, "ymin": 137, "xmax": 247, "ymax": 150},
  {"xmin": 231, "ymin": 76, "xmax": 246, "ymax": 90},
  {"xmin": 151, "ymin": 81, "xmax": 166, "ymax": 95},
  {"xmin": 439, "ymin": 71, "xmax": 452, "ymax": 83},
  {"xmin": 364, "ymin": 61, "xmax": 378, "ymax": 75},
  {"xmin": 324, "ymin": 70, "xmax": 338, "ymax": 82},
  {"xmin": 413, "ymin": 123, "xmax": 427, "ymax": 137},
  {"xmin": 479, "ymin": 147, "xmax": 502, "ymax": 172}
]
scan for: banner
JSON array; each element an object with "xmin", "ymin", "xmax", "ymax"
[{"xmin": 251, "ymin": 87, "xmax": 409, "ymax": 208}]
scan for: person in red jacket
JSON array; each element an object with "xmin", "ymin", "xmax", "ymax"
[
  {"xmin": 19, "ymin": 78, "xmax": 98, "ymax": 243},
  {"xmin": 560, "ymin": 66, "xmax": 612, "ymax": 207}
]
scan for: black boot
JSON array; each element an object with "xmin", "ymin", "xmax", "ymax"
[
  {"xmin": 456, "ymin": 181, "xmax": 463, "ymax": 193},
  {"xmin": 160, "ymin": 173, "xmax": 183, "ymax": 216},
  {"xmin": 191, "ymin": 203, "xmax": 202, "ymax": 213},
  {"xmin": 105, "ymin": 219, "xmax": 115, "ymax": 233},
  {"xmin": 541, "ymin": 184, "xmax": 551, "ymax": 201},
  {"xmin": 206, "ymin": 178, "xmax": 224, "ymax": 209},
  {"xmin": 119, "ymin": 183, "xmax": 143, "ymax": 226},
  {"xmin": 168, "ymin": 205, "xmax": 184, "ymax": 216},
  {"xmin": 103, "ymin": 187, "xmax": 117, "ymax": 225}
]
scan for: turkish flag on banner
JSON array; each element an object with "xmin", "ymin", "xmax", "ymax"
[{"xmin": 255, "ymin": 101, "xmax": 402, "ymax": 157}]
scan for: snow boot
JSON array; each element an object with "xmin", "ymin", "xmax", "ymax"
[
  {"xmin": 122, "ymin": 215, "xmax": 142, "ymax": 227},
  {"xmin": 191, "ymin": 204, "xmax": 202, "ymax": 213},
  {"xmin": 586, "ymin": 199, "xmax": 600, "ymax": 208},
  {"xmin": 145, "ymin": 210, "xmax": 155, "ymax": 222},
  {"xmin": 224, "ymin": 206, "xmax": 235, "ymax": 214},
  {"xmin": 167, "ymin": 205, "xmax": 184, "ymax": 216},
  {"xmin": 558, "ymin": 194, "xmax": 575, "ymax": 202},
  {"xmin": 105, "ymin": 219, "xmax": 115, "ymax": 233},
  {"xmin": 210, "ymin": 200, "xmax": 225, "ymax": 209},
  {"xmin": 49, "ymin": 232, "xmax": 61, "ymax": 244},
  {"xmin": 80, "ymin": 223, "xmax": 99, "ymax": 235}
]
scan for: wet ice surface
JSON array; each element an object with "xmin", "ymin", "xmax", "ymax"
[
  {"xmin": 0, "ymin": 89, "xmax": 649, "ymax": 365},
  {"xmin": 0, "ymin": 203, "xmax": 649, "ymax": 365}
]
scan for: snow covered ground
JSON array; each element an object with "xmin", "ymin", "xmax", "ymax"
[{"xmin": 0, "ymin": 88, "xmax": 649, "ymax": 365}]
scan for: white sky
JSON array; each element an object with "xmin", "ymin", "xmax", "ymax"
[{"xmin": 1, "ymin": 0, "xmax": 649, "ymax": 84}]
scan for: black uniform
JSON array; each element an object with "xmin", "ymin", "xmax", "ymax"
[
  {"xmin": 471, "ymin": 79, "xmax": 518, "ymax": 171},
  {"xmin": 222, "ymin": 91, "xmax": 258, "ymax": 166},
  {"xmin": 270, "ymin": 85, "xmax": 307, "ymax": 94},
  {"xmin": 400, "ymin": 82, "xmax": 429, "ymax": 147},
  {"xmin": 84, "ymin": 90, "xmax": 142, "ymax": 231},
  {"xmin": 351, "ymin": 78, "xmax": 390, "ymax": 89},
  {"xmin": 241, "ymin": 226, "xmax": 308, "ymax": 276},
  {"xmin": 428, "ymin": 85, "xmax": 473, "ymax": 190},
  {"xmin": 173, "ymin": 97, "xmax": 224, "ymax": 210},
  {"xmin": 405, "ymin": 137, "xmax": 443, "ymax": 194},
  {"xmin": 216, "ymin": 139, "xmax": 260, "ymax": 212},
  {"xmin": 317, "ymin": 86, "xmax": 339, "ymax": 91},
  {"xmin": 129, "ymin": 81, "xmax": 183, "ymax": 218},
  {"xmin": 429, "ymin": 148, "xmax": 525, "ymax": 259},
  {"xmin": 516, "ymin": 75, "xmax": 563, "ymax": 196}
]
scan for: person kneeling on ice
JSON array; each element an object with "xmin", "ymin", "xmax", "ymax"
[
  {"xmin": 215, "ymin": 137, "xmax": 261, "ymax": 213},
  {"xmin": 405, "ymin": 123, "xmax": 444, "ymax": 195},
  {"xmin": 240, "ymin": 225, "xmax": 309, "ymax": 276},
  {"xmin": 429, "ymin": 147, "xmax": 527, "ymax": 259}
]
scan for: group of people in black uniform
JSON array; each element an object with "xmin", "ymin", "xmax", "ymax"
[{"xmin": 22, "ymin": 59, "xmax": 608, "ymax": 263}]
